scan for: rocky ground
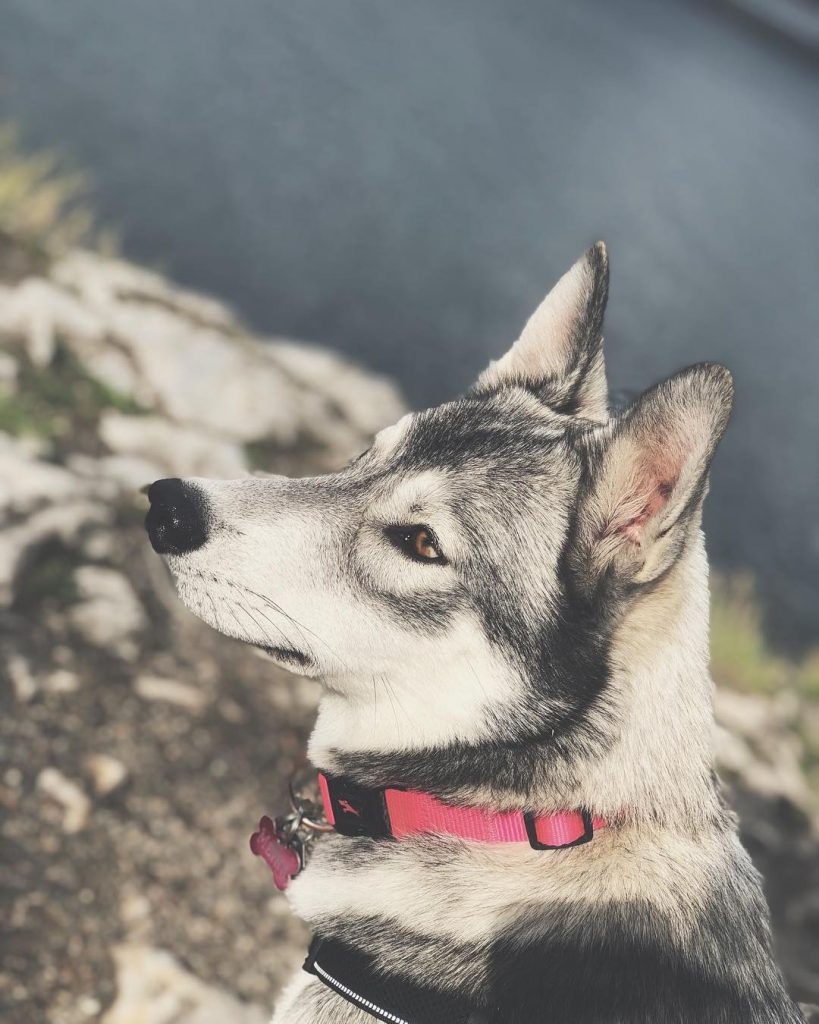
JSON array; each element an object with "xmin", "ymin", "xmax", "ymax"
[{"xmin": 0, "ymin": 230, "xmax": 817, "ymax": 1022}]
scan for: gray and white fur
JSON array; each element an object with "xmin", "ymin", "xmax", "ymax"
[{"xmin": 146, "ymin": 244, "xmax": 805, "ymax": 1023}]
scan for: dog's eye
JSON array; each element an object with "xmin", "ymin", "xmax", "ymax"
[{"xmin": 385, "ymin": 525, "xmax": 446, "ymax": 564}]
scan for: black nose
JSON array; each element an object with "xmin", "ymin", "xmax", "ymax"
[{"xmin": 145, "ymin": 478, "xmax": 210, "ymax": 555}]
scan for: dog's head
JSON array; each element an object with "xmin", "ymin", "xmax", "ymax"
[{"xmin": 146, "ymin": 244, "xmax": 732, "ymax": 783}]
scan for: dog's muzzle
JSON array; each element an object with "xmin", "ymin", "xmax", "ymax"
[{"xmin": 145, "ymin": 478, "xmax": 210, "ymax": 555}]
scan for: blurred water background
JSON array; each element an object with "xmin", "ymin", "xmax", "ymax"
[{"xmin": 1, "ymin": 0, "xmax": 817, "ymax": 648}]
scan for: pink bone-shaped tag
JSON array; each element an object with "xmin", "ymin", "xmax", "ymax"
[{"xmin": 249, "ymin": 816, "xmax": 301, "ymax": 891}]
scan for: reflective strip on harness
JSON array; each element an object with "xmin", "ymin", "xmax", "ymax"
[
  {"xmin": 311, "ymin": 961, "xmax": 410, "ymax": 1024},
  {"xmin": 303, "ymin": 935, "xmax": 490, "ymax": 1024}
]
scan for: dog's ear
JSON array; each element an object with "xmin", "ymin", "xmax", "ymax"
[
  {"xmin": 474, "ymin": 242, "xmax": 609, "ymax": 421},
  {"xmin": 570, "ymin": 363, "xmax": 734, "ymax": 591}
]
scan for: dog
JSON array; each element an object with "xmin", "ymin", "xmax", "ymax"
[{"xmin": 145, "ymin": 244, "xmax": 805, "ymax": 1023}]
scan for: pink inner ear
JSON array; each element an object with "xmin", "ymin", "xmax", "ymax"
[{"xmin": 619, "ymin": 478, "xmax": 674, "ymax": 544}]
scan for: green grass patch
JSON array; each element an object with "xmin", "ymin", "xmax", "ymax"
[
  {"xmin": 0, "ymin": 342, "xmax": 145, "ymax": 448},
  {"xmin": 12, "ymin": 539, "xmax": 82, "ymax": 613},
  {"xmin": 0, "ymin": 125, "xmax": 94, "ymax": 258},
  {"xmin": 711, "ymin": 573, "xmax": 819, "ymax": 703}
]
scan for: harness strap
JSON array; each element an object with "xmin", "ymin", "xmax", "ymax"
[{"xmin": 304, "ymin": 935, "xmax": 492, "ymax": 1024}]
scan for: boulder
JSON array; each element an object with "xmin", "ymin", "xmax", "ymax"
[
  {"xmin": 102, "ymin": 945, "xmax": 268, "ymax": 1024},
  {"xmin": 68, "ymin": 566, "xmax": 147, "ymax": 658},
  {"xmin": 99, "ymin": 412, "xmax": 247, "ymax": 479}
]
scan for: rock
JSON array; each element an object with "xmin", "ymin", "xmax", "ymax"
[
  {"xmin": 715, "ymin": 689, "xmax": 814, "ymax": 817},
  {"xmin": 0, "ymin": 436, "xmax": 117, "ymax": 604},
  {"xmin": 103, "ymin": 301, "xmax": 309, "ymax": 443},
  {"xmin": 7, "ymin": 653, "xmax": 37, "ymax": 702},
  {"xmin": 48, "ymin": 249, "xmax": 404, "ymax": 453},
  {"xmin": 80, "ymin": 527, "xmax": 119, "ymax": 562},
  {"xmin": 134, "ymin": 675, "xmax": 207, "ymax": 712},
  {"xmin": 37, "ymin": 767, "xmax": 91, "ymax": 834},
  {"xmin": 269, "ymin": 339, "xmax": 404, "ymax": 438},
  {"xmin": 84, "ymin": 344, "xmax": 144, "ymax": 401},
  {"xmin": 0, "ymin": 501, "xmax": 111, "ymax": 604},
  {"xmin": 70, "ymin": 452, "xmax": 164, "ymax": 493},
  {"xmin": 85, "ymin": 754, "xmax": 129, "ymax": 796},
  {"xmin": 68, "ymin": 566, "xmax": 146, "ymax": 657},
  {"xmin": 43, "ymin": 668, "xmax": 81, "ymax": 694},
  {"xmin": 102, "ymin": 945, "xmax": 268, "ymax": 1024},
  {"xmin": 0, "ymin": 276, "xmax": 105, "ymax": 366},
  {"xmin": 99, "ymin": 412, "xmax": 248, "ymax": 479},
  {"xmin": 53, "ymin": 249, "xmax": 240, "ymax": 334},
  {"xmin": 0, "ymin": 433, "xmax": 89, "ymax": 514},
  {"xmin": 0, "ymin": 350, "xmax": 18, "ymax": 388}
]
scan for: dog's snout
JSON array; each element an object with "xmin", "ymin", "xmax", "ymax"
[{"xmin": 145, "ymin": 478, "xmax": 210, "ymax": 555}]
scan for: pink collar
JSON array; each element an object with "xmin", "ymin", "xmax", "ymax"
[
  {"xmin": 318, "ymin": 772, "xmax": 606, "ymax": 851},
  {"xmin": 251, "ymin": 772, "xmax": 607, "ymax": 891}
]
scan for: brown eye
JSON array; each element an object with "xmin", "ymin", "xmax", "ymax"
[
  {"xmin": 413, "ymin": 528, "xmax": 439, "ymax": 560},
  {"xmin": 385, "ymin": 525, "xmax": 446, "ymax": 564}
]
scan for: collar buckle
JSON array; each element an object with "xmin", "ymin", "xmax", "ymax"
[{"xmin": 523, "ymin": 809, "xmax": 594, "ymax": 850}]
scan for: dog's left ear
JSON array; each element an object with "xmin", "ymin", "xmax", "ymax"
[
  {"xmin": 474, "ymin": 242, "xmax": 609, "ymax": 421},
  {"xmin": 570, "ymin": 363, "xmax": 734, "ymax": 592}
]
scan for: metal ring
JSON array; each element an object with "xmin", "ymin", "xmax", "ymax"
[
  {"xmin": 288, "ymin": 777, "xmax": 333, "ymax": 833},
  {"xmin": 300, "ymin": 815, "xmax": 335, "ymax": 834}
]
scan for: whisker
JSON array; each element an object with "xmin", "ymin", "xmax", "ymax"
[
  {"xmin": 224, "ymin": 578, "xmax": 348, "ymax": 671},
  {"xmin": 236, "ymin": 589, "xmax": 320, "ymax": 666},
  {"xmin": 223, "ymin": 599, "xmax": 254, "ymax": 645},
  {"xmin": 237, "ymin": 593, "xmax": 308, "ymax": 658},
  {"xmin": 232, "ymin": 581, "xmax": 343, "ymax": 663},
  {"xmin": 465, "ymin": 657, "xmax": 491, "ymax": 704},
  {"xmin": 236, "ymin": 597, "xmax": 292, "ymax": 654},
  {"xmin": 379, "ymin": 672, "xmax": 407, "ymax": 735}
]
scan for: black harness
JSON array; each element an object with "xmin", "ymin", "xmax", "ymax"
[{"xmin": 304, "ymin": 934, "xmax": 493, "ymax": 1024}]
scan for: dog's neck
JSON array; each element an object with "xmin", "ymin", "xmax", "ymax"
[
  {"xmin": 575, "ymin": 533, "xmax": 718, "ymax": 825},
  {"xmin": 309, "ymin": 534, "xmax": 719, "ymax": 830}
]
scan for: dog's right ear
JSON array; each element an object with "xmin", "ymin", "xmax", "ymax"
[{"xmin": 473, "ymin": 242, "xmax": 609, "ymax": 421}]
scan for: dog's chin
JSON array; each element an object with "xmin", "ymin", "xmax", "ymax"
[{"xmin": 170, "ymin": 569, "xmax": 317, "ymax": 675}]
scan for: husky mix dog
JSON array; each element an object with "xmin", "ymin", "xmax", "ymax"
[{"xmin": 145, "ymin": 245, "xmax": 805, "ymax": 1023}]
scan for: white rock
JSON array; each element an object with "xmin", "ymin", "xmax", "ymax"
[
  {"xmin": 70, "ymin": 452, "xmax": 163, "ymax": 493},
  {"xmin": 86, "ymin": 753, "xmax": 129, "ymax": 796},
  {"xmin": 0, "ymin": 350, "xmax": 18, "ymax": 387},
  {"xmin": 9, "ymin": 248, "xmax": 403, "ymax": 462},
  {"xmin": 85, "ymin": 344, "xmax": 145, "ymax": 402},
  {"xmin": 0, "ymin": 501, "xmax": 111, "ymax": 604},
  {"xmin": 7, "ymin": 653, "xmax": 37, "ymax": 702},
  {"xmin": 0, "ymin": 434, "xmax": 84, "ymax": 514},
  {"xmin": 715, "ymin": 688, "xmax": 813, "ymax": 813},
  {"xmin": 104, "ymin": 302, "xmax": 304, "ymax": 442},
  {"xmin": 37, "ymin": 767, "xmax": 91, "ymax": 834},
  {"xmin": 54, "ymin": 249, "xmax": 239, "ymax": 333},
  {"xmin": 0, "ymin": 277, "xmax": 105, "ymax": 366},
  {"xmin": 99, "ymin": 412, "xmax": 247, "ymax": 479},
  {"xmin": 81, "ymin": 527, "xmax": 119, "ymax": 562},
  {"xmin": 268, "ymin": 339, "xmax": 404, "ymax": 437},
  {"xmin": 102, "ymin": 945, "xmax": 267, "ymax": 1024},
  {"xmin": 68, "ymin": 566, "xmax": 146, "ymax": 655},
  {"xmin": 134, "ymin": 675, "xmax": 206, "ymax": 712},
  {"xmin": 43, "ymin": 668, "xmax": 81, "ymax": 694}
]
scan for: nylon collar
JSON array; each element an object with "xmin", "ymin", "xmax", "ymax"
[{"xmin": 318, "ymin": 772, "xmax": 606, "ymax": 850}]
